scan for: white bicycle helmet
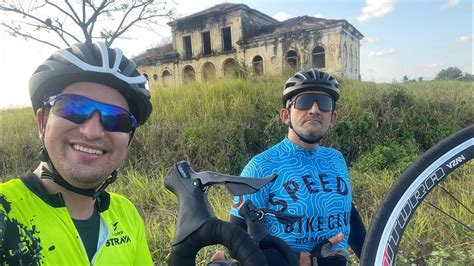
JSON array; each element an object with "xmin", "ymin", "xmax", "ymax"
[{"xmin": 29, "ymin": 42, "xmax": 152, "ymax": 125}]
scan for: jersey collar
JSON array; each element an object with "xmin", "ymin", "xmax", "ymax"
[
  {"xmin": 283, "ymin": 137, "xmax": 319, "ymax": 155},
  {"xmin": 20, "ymin": 171, "xmax": 111, "ymax": 212}
]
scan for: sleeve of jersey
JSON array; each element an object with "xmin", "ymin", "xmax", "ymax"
[
  {"xmin": 0, "ymin": 191, "xmax": 7, "ymax": 243},
  {"xmin": 132, "ymin": 207, "xmax": 154, "ymax": 265},
  {"xmin": 229, "ymin": 157, "xmax": 270, "ymax": 218}
]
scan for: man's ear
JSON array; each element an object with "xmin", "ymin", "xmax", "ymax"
[
  {"xmin": 330, "ymin": 110, "xmax": 337, "ymax": 127},
  {"xmin": 279, "ymin": 108, "xmax": 290, "ymax": 126},
  {"xmin": 36, "ymin": 108, "xmax": 48, "ymax": 139}
]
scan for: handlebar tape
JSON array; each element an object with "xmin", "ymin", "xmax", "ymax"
[
  {"xmin": 259, "ymin": 235, "xmax": 299, "ymax": 266},
  {"xmin": 168, "ymin": 218, "xmax": 267, "ymax": 266}
]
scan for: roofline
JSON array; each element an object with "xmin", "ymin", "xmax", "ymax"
[
  {"xmin": 341, "ymin": 19, "xmax": 364, "ymax": 39},
  {"xmin": 246, "ymin": 20, "xmax": 364, "ymax": 43},
  {"xmin": 168, "ymin": 3, "xmax": 278, "ymax": 27}
]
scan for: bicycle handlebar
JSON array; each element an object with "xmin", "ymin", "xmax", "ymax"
[
  {"xmin": 168, "ymin": 218, "xmax": 267, "ymax": 266},
  {"xmin": 164, "ymin": 161, "xmax": 277, "ymax": 245},
  {"xmin": 164, "ymin": 161, "xmax": 277, "ymax": 265},
  {"xmin": 238, "ymin": 200, "xmax": 301, "ymax": 266}
]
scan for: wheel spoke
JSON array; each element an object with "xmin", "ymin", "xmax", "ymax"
[
  {"xmin": 438, "ymin": 183, "xmax": 473, "ymax": 214},
  {"xmin": 425, "ymin": 200, "xmax": 473, "ymax": 232}
]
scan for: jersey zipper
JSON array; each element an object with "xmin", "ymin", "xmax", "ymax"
[{"xmin": 90, "ymin": 215, "xmax": 110, "ymax": 265}]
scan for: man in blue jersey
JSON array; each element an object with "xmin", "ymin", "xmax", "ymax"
[{"xmin": 229, "ymin": 69, "xmax": 366, "ymax": 265}]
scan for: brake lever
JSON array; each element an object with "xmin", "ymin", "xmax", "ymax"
[
  {"xmin": 192, "ymin": 171, "xmax": 277, "ymax": 196},
  {"xmin": 165, "ymin": 161, "xmax": 277, "ymax": 245},
  {"xmin": 238, "ymin": 200, "xmax": 302, "ymax": 242}
]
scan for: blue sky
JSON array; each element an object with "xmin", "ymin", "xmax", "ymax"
[{"xmin": 0, "ymin": 0, "xmax": 472, "ymax": 109}]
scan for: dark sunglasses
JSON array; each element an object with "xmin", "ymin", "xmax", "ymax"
[
  {"xmin": 289, "ymin": 93, "xmax": 334, "ymax": 112},
  {"xmin": 43, "ymin": 94, "xmax": 137, "ymax": 133}
]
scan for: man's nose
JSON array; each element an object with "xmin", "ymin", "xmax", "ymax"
[
  {"xmin": 307, "ymin": 101, "xmax": 321, "ymax": 114},
  {"xmin": 79, "ymin": 111, "xmax": 105, "ymax": 139}
]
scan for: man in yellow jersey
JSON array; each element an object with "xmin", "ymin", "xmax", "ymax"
[{"xmin": 1, "ymin": 42, "xmax": 153, "ymax": 265}]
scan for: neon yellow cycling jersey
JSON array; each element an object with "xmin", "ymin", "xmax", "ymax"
[{"xmin": 0, "ymin": 172, "xmax": 153, "ymax": 265}]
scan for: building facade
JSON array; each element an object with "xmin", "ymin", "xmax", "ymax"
[{"xmin": 134, "ymin": 3, "xmax": 364, "ymax": 87}]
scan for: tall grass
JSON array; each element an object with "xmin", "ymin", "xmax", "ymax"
[
  {"xmin": 1, "ymin": 75, "xmax": 472, "ymax": 264},
  {"xmin": 0, "ymin": 107, "xmax": 37, "ymax": 180}
]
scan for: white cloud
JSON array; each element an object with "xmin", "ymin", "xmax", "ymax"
[
  {"xmin": 273, "ymin": 12, "xmax": 291, "ymax": 21},
  {"xmin": 428, "ymin": 63, "xmax": 444, "ymax": 68},
  {"xmin": 313, "ymin": 13, "xmax": 323, "ymax": 18},
  {"xmin": 441, "ymin": 0, "xmax": 460, "ymax": 9},
  {"xmin": 456, "ymin": 35, "xmax": 473, "ymax": 42},
  {"xmin": 361, "ymin": 36, "xmax": 379, "ymax": 45},
  {"xmin": 357, "ymin": 0, "xmax": 398, "ymax": 22},
  {"xmin": 368, "ymin": 48, "xmax": 395, "ymax": 57}
]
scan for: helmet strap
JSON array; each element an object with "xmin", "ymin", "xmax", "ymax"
[
  {"xmin": 39, "ymin": 147, "xmax": 118, "ymax": 199},
  {"xmin": 287, "ymin": 108, "xmax": 322, "ymax": 145}
]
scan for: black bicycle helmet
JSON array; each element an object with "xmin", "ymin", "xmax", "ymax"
[
  {"xmin": 29, "ymin": 42, "xmax": 152, "ymax": 125},
  {"xmin": 282, "ymin": 68, "xmax": 340, "ymax": 106}
]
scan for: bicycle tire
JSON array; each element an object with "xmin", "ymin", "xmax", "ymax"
[{"xmin": 360, "ymin": 125, "xmax": 473, "ymax": 266}]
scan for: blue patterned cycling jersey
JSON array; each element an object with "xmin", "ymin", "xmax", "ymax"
[{"xmin": 230, "ymin": 138, "xmax": 352, "ymax": 253}]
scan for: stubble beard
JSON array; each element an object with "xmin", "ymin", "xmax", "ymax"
[
  {"xmin": 59, "ymin": 160, "xmax": 113, "ymax": 187},
  {"xmin": 294, "ymin": 120, "xmax": 328, "ymax": 141},
  {"xmin": 47, "ymin": 141, "xmax": 126, "ymax": 189}
]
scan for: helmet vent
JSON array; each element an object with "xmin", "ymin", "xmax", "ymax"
[
  {"xmin": 108, "ymin": 49, "xmax": 117, "ymax": 69},
  {"xmin": 319, "ymin": 71, "xmax": 325, "ymax": 79},
  {"xmin": 285, "ymin": 82, "xmax": 296, "ymax": 89},
  {"xmin": 295, "ymin": 73, "xmax": 306, "ymax": 80}
]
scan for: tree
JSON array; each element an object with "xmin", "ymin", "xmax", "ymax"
[
  {"xmin": 402, "ymin": 75, "xmax": 409, "ymax": 83},
  {"xmin": 460, "ymin": 72, "xmax": 474, "ymax": 81},
  {"xmin": 0, "ymin": 0, "xmax": 175, "ymax": 48},
  {"xmin": 435, "ymin": 67, "xmax": 463, "ymax": 80}
]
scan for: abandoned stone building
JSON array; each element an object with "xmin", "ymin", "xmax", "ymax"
[{"xmin": 134, "ymin": 3, "xmax": 363, "ymax": 87}]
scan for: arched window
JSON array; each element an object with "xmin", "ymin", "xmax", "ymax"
[
  {"xmin": 252, "ymin": 55, "xmax": 263, "ymax": 75},
  {"xmin": 182, "ymin": 65, "xmax": 196, "ymax": 84},
  {"xmin": 223, "ymin": 58, "xmax": 239, "ymax": 78},
  {"xmin": 286, "ymin": 50, "xmax": 298, "ymax": 71},
  {"xmin": 161, "ymin": 70, "xmax": 171, "ymax": 87},
  {"xmin": 312, "ymin": 46, "xmax": 325, "ymax": 68},
  {"xmin": 202, "ymin": 62, "xmax": 216, "ymax": 80},
  {"xmin": 162, "ymin": 70, "xmax": 171, "ymax": 76}
]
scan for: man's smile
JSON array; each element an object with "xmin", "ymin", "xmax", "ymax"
[{"xmin": 72, "ymin": 143, "xmax": 105, "ymax": 155}]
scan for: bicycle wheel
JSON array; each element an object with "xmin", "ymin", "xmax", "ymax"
[{"xmin": 361, "ymin": 125, "xmax": 473, "ymax": 265}]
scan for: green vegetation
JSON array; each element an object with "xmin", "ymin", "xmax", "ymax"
[
  {"xmin": 1, "ymin": 75, "xmax": 472, "ymax": 264},
  {"xmin": 435, "ymin": 66, "xmax": 473, "ymax": 81}
]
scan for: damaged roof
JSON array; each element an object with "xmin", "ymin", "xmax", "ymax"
[
  {"xmin": 171, "ymin": 3, "xmax": 242, "ymax": 22},
  {"xmin": 134, "ymin": 4, "xmax": 363, "ymax": 66},
  {"xmin": 278, "ymin": 16, "xmax": 342, "ymax": 32},
  {"xmin": 168, "ymin": 3, "xmax": 277, "ymax": 26},
  {"xmin": 251, "ymin": 15, "xmax": 363, "ymax": 39},
  {"xmin": 133, "ymin": 43, "xmax": 176, "ymax": 66}
]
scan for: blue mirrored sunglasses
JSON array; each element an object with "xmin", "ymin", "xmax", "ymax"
[{"xmin": 43, "ymin": 94, "xmax": 137, "ymax": 133}]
